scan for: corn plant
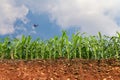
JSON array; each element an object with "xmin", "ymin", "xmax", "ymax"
[{"xmin": 0, "ymin": 31, "xmax": 120, "ymax": 60}]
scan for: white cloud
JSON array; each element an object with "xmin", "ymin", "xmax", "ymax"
[
  {"xmin": 15, "ymin": 25, "xmax": 27, "ymax": 32},
  {"xmin": 16, "ymin": 34, "xmax": 22, "ymax": 39},
  {"xmin": 1, "ymin": 0, "xmax": 120, "ymax": 36},
  {"xmin": 0, "ymin": 0, "xmax": 28, "ymax": 35},
  {"xmin": 20, "ymin": 0, "xmax": 120, "ymax": 36}
]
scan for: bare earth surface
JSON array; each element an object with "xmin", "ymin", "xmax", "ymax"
[{"xmin": 0, "ymin": 58, "xmax": 120, "ymax": 80}]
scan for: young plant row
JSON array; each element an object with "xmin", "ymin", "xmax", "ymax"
[{"xmin": 0, "ymin": 31, "xmax": 120, "ymax": 60}]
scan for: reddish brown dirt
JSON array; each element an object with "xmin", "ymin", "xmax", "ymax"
[{"xmin": 0, "ymin": 58, "xmax": 120, "ymax": 80}]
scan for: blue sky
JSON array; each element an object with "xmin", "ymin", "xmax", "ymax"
[{"xmin": 1, "ymin": 0, "xmax": 120, "ymax": 40}]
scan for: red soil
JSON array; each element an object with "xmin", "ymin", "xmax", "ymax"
[{"xmin": 0, "ymin": 58, "xmax": 120, "ymax": 80}]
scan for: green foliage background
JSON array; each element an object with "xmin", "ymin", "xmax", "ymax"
[{"xmin": 0, "ymin": 31, "xmax": 120, "ymax": 60}]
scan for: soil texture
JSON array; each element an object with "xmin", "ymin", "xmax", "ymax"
[{"xmin": 0, "ymin": 58, "xmax": 120, "ymax": 80}]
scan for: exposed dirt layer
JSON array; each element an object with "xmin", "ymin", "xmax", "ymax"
[{"xmin": 0, "ymin": 58, "xmax": 120, "ymax": 80}]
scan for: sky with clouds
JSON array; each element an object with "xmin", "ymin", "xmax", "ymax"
[{"xmin": 1, "ymin": 0, "xmax": 120, "ymax": 39}]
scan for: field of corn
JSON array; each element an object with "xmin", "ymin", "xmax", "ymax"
[{"xmin": 0, "ymin": 31, "xmax": 120, "ymax": 60}]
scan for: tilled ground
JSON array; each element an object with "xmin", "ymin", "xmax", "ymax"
[{"xmin": 0, "ymin": 58, "xmax": 120, "ymax": 80}]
